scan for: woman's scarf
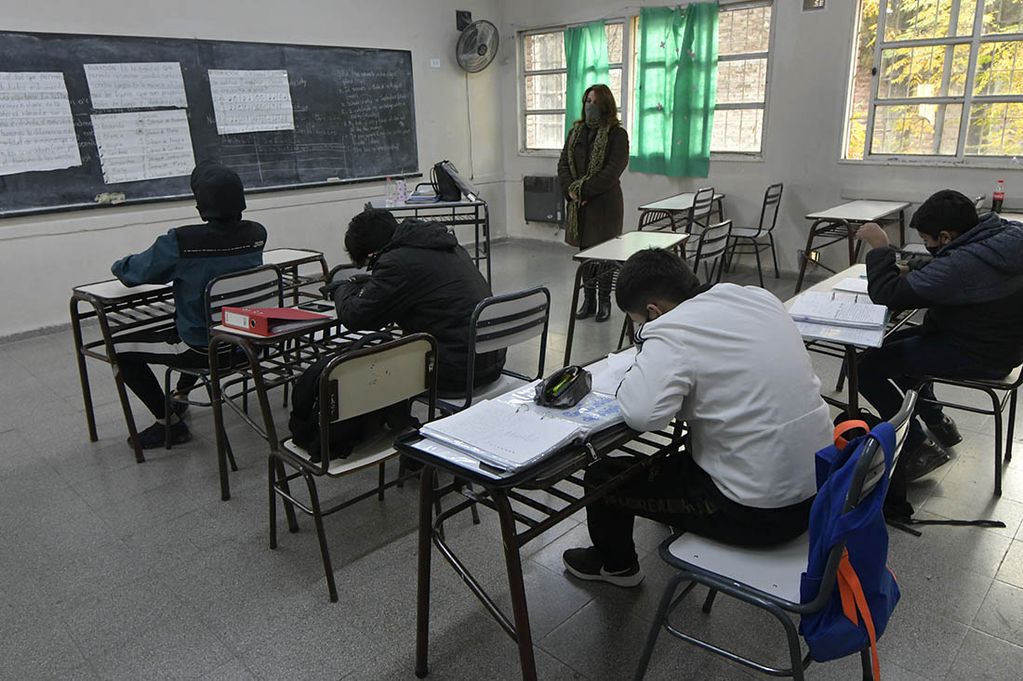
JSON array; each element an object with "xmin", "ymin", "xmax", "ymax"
[{"xmin": 565, "ymin": 121, "xmax": 613, "ymax": 244}]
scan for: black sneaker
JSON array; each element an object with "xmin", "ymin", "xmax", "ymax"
[
  {"xmin": 562, "ymin": 547, "xmax": 644, "ymax": 588},
  {"xmin": 903, "ymin": 439, "xmax": 951, "ymax": 482},
  {"xmin": 128, "ymin": 421, "xmax": 191, "ymax": 450},
  {"xmin": 926, "ymin": 416, "xmax": 962, "ymax": 448}
]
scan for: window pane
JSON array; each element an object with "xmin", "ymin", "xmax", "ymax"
[
  {"xmin": 524, "ymin": 32, "xmax": 565, "ymax": 71},
  {"xmin": 884, "ymin": 0, "xmax": 955, "ymax": 42},
  {"xmin": 957, "ymin": 0, "xmax": 979, "ymax": 36},
  {"xmin": 846, "ymin": 0, "xmax": 879, "ymax": 159},
  {"xmin": 966, "ymin": 102, "xmax": 1023, "ymax": 155},
  {"xmin": 711, "ymin": 108, "xmax": 764, "ymax": 153},
  {"xmin": 983, "ymin": 0, "xmax": 1023, "ymax": 35},
  {"xmin": 974, "ymin": 40, "xmax": 1023, "ymax": 95},
  {"xmin": 608, "ymin": 68, "xmax": 623, "ymax": 110},
  {"xmin": 716, "ymin": 58, "xmax": 768, "ymax": 104},
  {"xmin": 525, "ymin": 114, "xmax": 565, "ymax": 150},
  {"xmin": 524, "ymin": 74, "xmax": 566, "ymax": 111},
  {"xmin": 606, "ymin": 23, "xmax": 624, "ymax": 64},
  {"xmin": 718, "ymin": 5, "xmax": 772, "ymax": 56},
  {"xmin": 879, "ymin": 45, "xmax": 961, "ymax": 99},
  {"xmin": 870, "ymin": 103, "xmax": 960, "ymax": 155}
]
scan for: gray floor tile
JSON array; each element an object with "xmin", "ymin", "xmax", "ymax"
[
  {"xmin": 945, "ymin": 628, "xmax": 1023, "ymax": 681},
  {"xmin": 995, "ymin": 540, "xmax": 1023, "ymax": 589},
  {"xmin": 973, "ymin": 580, "xmax": 1023, "ymax": 646}
]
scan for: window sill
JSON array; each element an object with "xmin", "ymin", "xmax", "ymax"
[
  {"xmin": 711, "ymin": 153, "xmax": 765, "ymax": 163},
  {"xmin": 518, "ymin": 149, "xmax": 562, "ymax": 159},
  {"xmin": 838, "ymin": 157, "xmax": 1023, "ymax": 171}
]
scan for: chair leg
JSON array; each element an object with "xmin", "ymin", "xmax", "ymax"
[
  {"xmin": 836, "ymin": 358, "xmax": 848, "ymax": 393},
  {"xmin": 991, "ymin": 388, "xmax": 1004, "ymax": 496},
  {"xmin": 633, "ymin": 574, "xmax": 690, "ymax": 681},
  {"xmin": 860, "ymin": 647, "xmax": 874, "ymax": 681},
  {"xmin": 770, "ymin": 605, "xmax": 807, "ymax": 681},
  {"xmin": 467, "ymin": 481, "xmax": 481, "ymax": 525},
  {"xmin": 304, "ymin": 471, "xmax": 338, "ymax": 602},
  {"xmin": 754, "ymin": 243, "xmax": 765, "ymax": 288},
  {"xmin": 203, "ymin": 381, "xmax": 238, "ymax": 472},
  {"xmin": 268, "ymin": 456, "xmax": 279, "ymax": 550},
  {"xmin": 378, "ymin": 461, "xmax": 386, "ymax": 501},
  {"xmin": 769, "ymin": 234, "xmax": 781, "ymax": 278},
  {"xmin": 1006, "ymin": 389, "xmax": 1017, "ymax": 463},
  {"xmin": 701, "ymin": 588, "xmax": 718, "ymax": 614},
  {"xmin": 164, "ymin": 368, "xmax": 174, "ymax": 450}
]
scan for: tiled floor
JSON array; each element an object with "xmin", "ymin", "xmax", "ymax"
[{"xmin": 2, "ymin": 238, "xmax": 1022, "ymax": 680}]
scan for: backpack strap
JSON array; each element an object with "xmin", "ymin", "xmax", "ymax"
[
  {"xmin": 837, "ymin": 548, "xmax": 881, "ymax": 681},
  {"xmin": 833, "ymin": 420, "xmax": 869, "ymax": 450}
]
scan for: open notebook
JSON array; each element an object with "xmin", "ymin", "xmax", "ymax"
[{"xmin": 790, "ymin": 290, "xmax": 888, "ymax": 348}]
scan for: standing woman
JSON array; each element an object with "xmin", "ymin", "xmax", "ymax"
[{"xmin": 557, "ymin": 84, "xmax": 629, "ymax": 322}]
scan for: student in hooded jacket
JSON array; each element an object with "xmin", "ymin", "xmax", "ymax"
[
  {"xmin": 110, "ymin": 161, "xmax": 266, "ymax": 449},
  {"xmin": 856, "ymin": 189, "xmax": 1023, "ymax": 481},
  {"xmin": 332, "ymin": 208, "xmax": 505, "ymax": 395}
]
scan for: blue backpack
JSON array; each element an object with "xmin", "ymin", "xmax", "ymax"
[{"xmin": 799, "ymin": 421, "xmax": 900, "ymax": 680}]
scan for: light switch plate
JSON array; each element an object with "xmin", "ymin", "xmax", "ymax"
[{"xmin": 430, "ymin": 58, "xmax": 441, "ymax": 68}]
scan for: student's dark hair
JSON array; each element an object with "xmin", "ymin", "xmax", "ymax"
[
  {"xmin": 345, "ymin": 209, "xmax": 398, "ymax": 267},
  {"xmin": 575, "ymin": 84, "xmax": 620, "ymax": 126},
  {"xmin": 909, "ymin": 189, "xmax": 979, "ymax": 238},
  {"xmin": 615, "ymin": 248, "xmax": 702, "ymax": 314}
]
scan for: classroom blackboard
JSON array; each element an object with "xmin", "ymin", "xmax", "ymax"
[{"xmin": 0, "ymin": 31, "xmax": 419, "ymax": 216}]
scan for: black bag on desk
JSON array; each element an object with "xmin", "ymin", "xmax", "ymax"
[
  {"xmin": 431, "ymin": 161, "xmax": 462, "ymax": 202},
  {"xmin": 288, "ymin": 332, "xmax": 418, "ymax": 464}
]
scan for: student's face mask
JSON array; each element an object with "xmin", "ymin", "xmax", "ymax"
[{"xmin": 584, "ymin": 102, "xmax": 601, "ymax": 124}]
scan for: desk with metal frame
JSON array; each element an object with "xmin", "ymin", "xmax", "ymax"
[
  {"xmin": 794, "ymin": 200, "xmax": 909, "ymax": 294},
  {"xmin": 638, "ymin": 191, "xmax": 726, "ymax": 225},
  {"xmin": 564, "ymin": 231, "xmax": 689, "ymax": 366},
  {"xmin": 396, "ymin": 410, "xmax": 684, "ymax": 681},
  {"xmin": 370, "ymin": 191, "xmax": 492, "ymax": 283},
  {"xmin": 263, "ymin": 248, "xmax": 329, "ymax": 305},
  {"xmin": 786, "ymin": 264, "xmax": 917, "ymax": 414},
  {"xmin": 70, "ymin": 248, "xmax": 330, "ymax": 466}
]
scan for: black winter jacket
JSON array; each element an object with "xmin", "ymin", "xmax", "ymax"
[
  {"xmin": 865, "ymin": 213, "xmax": 1023, "ymax": 372},
  {"xmin": 333, "ymin": 219, "xmax": 506, "ymax": 392}
]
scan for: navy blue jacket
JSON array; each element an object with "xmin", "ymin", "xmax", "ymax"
[
  {"xmin": 865, "ymin": 213, "xmax": 1023, "ymax": 371},
  {"xmin": 112, "ymin": 219, "xmax": 266, "ymax": 348}
]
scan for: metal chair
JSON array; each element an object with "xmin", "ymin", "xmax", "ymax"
[
  {"xmin": 272, "ymin": 333, "xmax": 438, "ymax": 602},
  {"xmin": 918, "ymin": 366, "xmax": 1022, "ymax": 495},
  {"xmin": 723, "ymin": 183, "xmax": 783, "ymax": 287},
  {"xmin": 637, "ymin": 209, "xmax": 678, "ymax": 233},
  {"xmin": 162, "ymin": 264, "xmax": 284, "ymax": 450},
  {"xmin": 437, "ymin": 287, "xmax": 551, "ymax": 414},
  {"xmin": 633, "ymin": 391, "xmax": 918, "ymax": 681},
  {"xmin": 690, "ymin": 220, "xmax": 732, "ymax": 284}
]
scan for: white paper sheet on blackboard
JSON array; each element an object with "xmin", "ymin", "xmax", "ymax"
[
  {"xmin": 208, "ymin": 69, "xmax": 295, "ymax": 135},
  {"xmin": 84, "ymin": 62, "xmax": 187, "ymax": 110},
  {"xmin": 91, "ymin": 110, "xmax": 195, "ymax": 184},
  {"xmin": 0, "ymin": 71, "xmax": 82, "ymax": 177}
]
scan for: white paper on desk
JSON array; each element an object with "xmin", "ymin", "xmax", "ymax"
[
  {"xmin": 407, "ymin": 438, "xmax": 507, "ymax": 479},
  {"xmin": 84, "ymin": 62, "xmax": 187, "ymax": 110},
  {"xmin": 590, "ymin": 347, "xmax": 637, "ymax": 395},
  {"xmin": 91, "ymin": 110, "xmax": 195, "ymax": 183},
  {"xmin": 832, "ymin": 277, "xmax": 869, "ymax": 295},
  {"xmin": 496, "ymin": 381, "xmax": 624, "ymax": 435},
  {"xmin": 0, "ymin": 72, "xmax": 82, "ymax": 176},
  {"xmin": 419, "ymin": 400, "xmax": 581, "ymax": 471},
  {"xmin": 789, "ymin": 291, "xmax": 886, "ymax": 329},
  {"xmin": 208, "ymin": 69, "xmax": 294, "ymax": 135},
  {"xmin": 796, "ymin": 321, "xmax": 885, "ymax": 348}
]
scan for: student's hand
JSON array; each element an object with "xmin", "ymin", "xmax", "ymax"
[
  {"xmin": 568, "ymin": 189, "xmax": 579, "ymax": 202},
  {"xmin": 856, "ymin": 222, "xmax": 890, "ymax": 250}
]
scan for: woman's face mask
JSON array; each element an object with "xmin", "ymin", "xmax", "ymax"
[{"xmin": 584, "ymin": 101, "xmax": 601, "ymax": 124}]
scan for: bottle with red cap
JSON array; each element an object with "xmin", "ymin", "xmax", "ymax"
[{"xmin": 993, "ymin": 179, "xmax": 1005, "ymax": 213}]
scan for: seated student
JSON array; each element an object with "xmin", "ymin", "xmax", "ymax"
[
  {"xmin": 110, "ymin": 161, "xmax": 266, "ymax": 449},
  {"xmin": 855, "ymin": 189, "xmax": 1023, "ymax": 481},
  {"xmin": 562, "ymin": 249, "xmax": 831, "ymax": 587},
  {"xmin": 333, "ymin": 208, "xmax": 505, "ymax": 394}
]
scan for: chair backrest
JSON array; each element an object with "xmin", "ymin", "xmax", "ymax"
[
  {"xmin": 205, "ymin": 264, "xmax": 284, "ymax": 327},
  {"xmin": 803, "ymin": 390, "xmax": 917, "ymax": 612},
  {"xmin": 685, "ymin": 186, "xmax": 716, "ymax": 231},
  {"xmin": 325, "ymin": 333, "xmax": 438, "ymax": 424},
  {"xmin": 463, "ymin": 287, "xmax": 551, "ymax": 401},
  {"xmin": 691, "ymin": 220, "xmax": 732, "ymax": 277},
  {"xmin": 637, "ymin": 209, "xmax": 676, "ymax": 233},
  {"xmin": 757, "ymin": 183, "xmax": 784, "ymax": 235},
  {"xmin": 973, "ymin": 194, "xmax": 985, "ymax": 212}
]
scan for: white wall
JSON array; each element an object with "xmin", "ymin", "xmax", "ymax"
[
  {"xmin": 0, "ymin": 0, "xmax": 505, "ymax": 338},
  {"xmin": 495, "ymin": 0, "xmax": 1023, "ymax": 272}
]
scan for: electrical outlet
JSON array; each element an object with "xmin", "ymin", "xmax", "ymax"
[{"xmin": 430, "ymin": 58, "xmax": 441, "ymax": 69}]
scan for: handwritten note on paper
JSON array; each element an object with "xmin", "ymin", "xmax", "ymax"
[
  {"xmin": 91, "ymin": 110, "xmax": 195, "ymax": 184},
  {"xmin": 0, "ymin": 72, "xmax": 82, "ymax": 176},
  {"xmin": 84, "ymin": 62, "xmax": 187, "ymax": 110},
  {"xmin": 208, "ymin": 69, "xmax": 295, "ymax": 135}
]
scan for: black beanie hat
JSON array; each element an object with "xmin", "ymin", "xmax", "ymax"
[{"xmin": 190, "ymin": 160, "xmax": 246, "ymax": 221}]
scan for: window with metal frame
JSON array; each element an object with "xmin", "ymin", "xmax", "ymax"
[
  {"xmin": 712, "ymin": 1, "xmax": 775, "ymax": 155},
  {"xmin": 521, "ymin": 22, "xmax": 626, "ymax": 151},
  {"xmin": 845, "ymin": 0, "xmax": 1023, "ymax": 161}
]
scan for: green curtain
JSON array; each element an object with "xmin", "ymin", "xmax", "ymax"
[
  {"xmin": 631, "ymin": 4, "xmax": 719, "ymax": 177},
  {"xmin": 564, "ymin": 21, "xmax": 610, "ymax": 136}
]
